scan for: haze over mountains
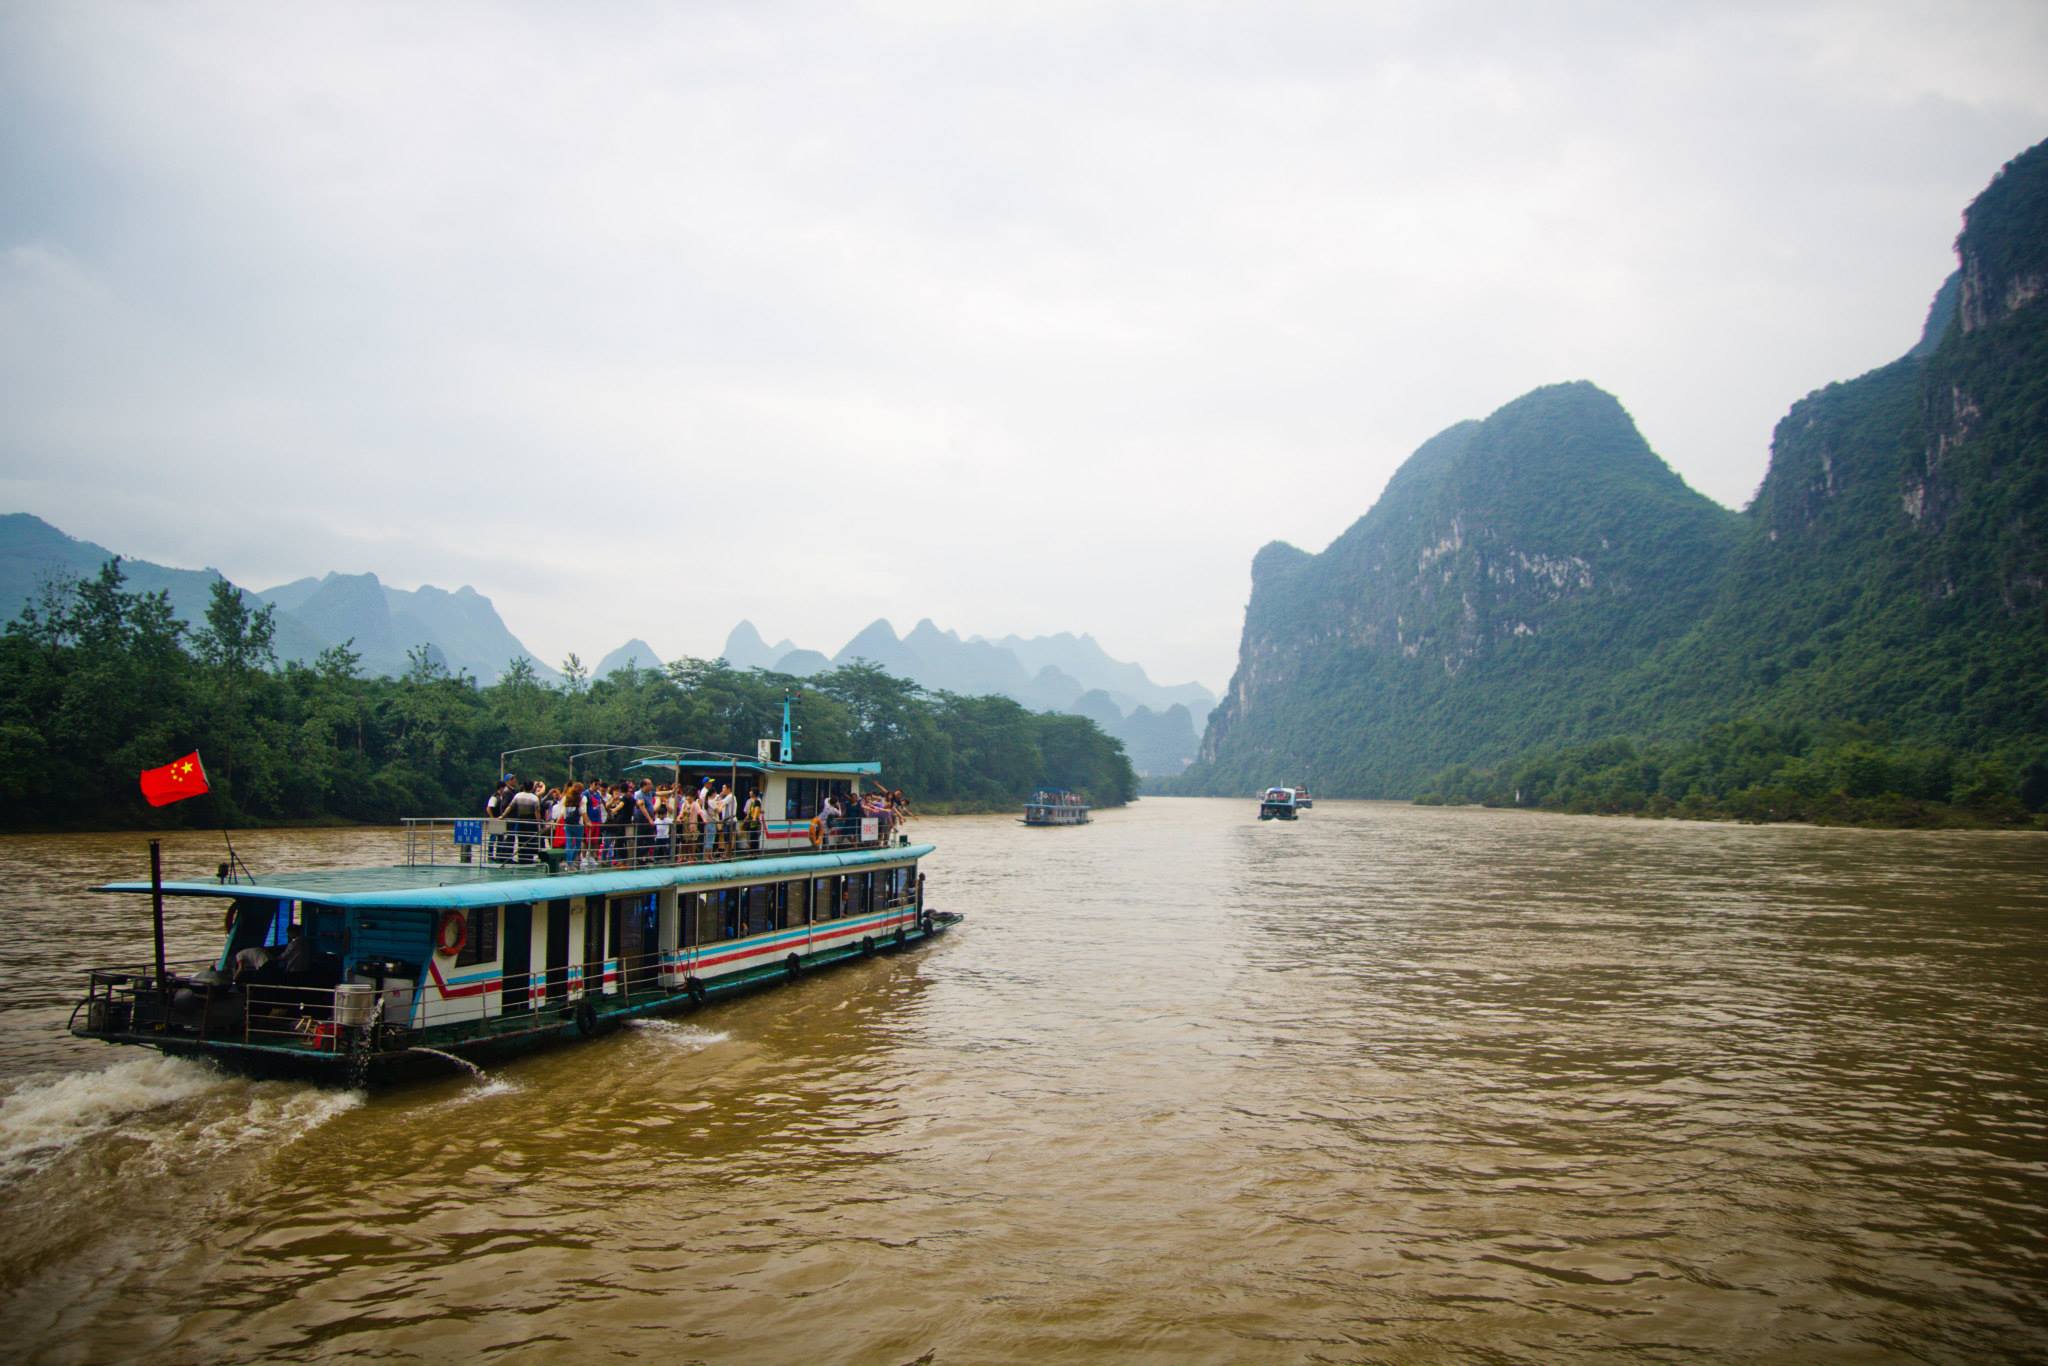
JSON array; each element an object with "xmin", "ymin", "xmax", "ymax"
[
  {"xmin": 0, "ymin": 520, "xmax": 563, "ymax": 687},
  {"xmin": 720, "ymin": 619, "xmax": 1217, "ymax": 776},
  {"xmin": 0, "ymin": 513, "xmax": 1211, "ymax": 774},
  {"xmin": 1179, "ymin": 138, "xmax": 2048, "ymax": 797}
]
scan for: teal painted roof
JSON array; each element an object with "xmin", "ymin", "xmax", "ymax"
[
  {"xmin": 98, "ymin": 843, "xmax": 935, "ymax": 910},
  {"xmin": 624, "ymin": 757, "xmax": 883, "ymax": 776}
]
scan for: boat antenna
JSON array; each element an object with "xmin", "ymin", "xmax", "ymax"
[
  {"xmin": 781, "ymin": 690, "xmax": 799, "ymax": 762},
  {"xmin": 220, "ymin": 827, "xmax": 255, "ymax": 884}
]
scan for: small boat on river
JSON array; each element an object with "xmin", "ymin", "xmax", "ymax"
[
  {"xmin": 1259, "ymin": 787, "xmax": 1300, "ymax": 821},
  {"xmin": 1021, "ymin": 788, "xmax": 1091, "ymax": 826},
  {"xmin": 1294, "ymin": 786, "xmax": 1314, "ymax": 809},
  {"xmin": 71, "ymin": 715, "xmax": 958, "ymax": 1087}
]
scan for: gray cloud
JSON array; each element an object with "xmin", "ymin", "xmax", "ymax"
[{"xmin": 3, "ymin": 2, "xmax": 2044, "ymax": 689}]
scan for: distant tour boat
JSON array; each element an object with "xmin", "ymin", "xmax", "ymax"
[
  {"xmin": 1294, "ymin": 786, "xmax": 1314, "ymax": 809},
  {"xmin": 1021, "ymin": 788, "xmax": 1091, "ymax": 826},
  {"xmin": 1259, "ymin": 787, "xmax": 1300, "ymax": 821},
  {"xmin": 72, "ymin": 706, "xmax": 958, "ymax": 1087}
]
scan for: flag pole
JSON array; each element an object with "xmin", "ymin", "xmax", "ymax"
[{"xmin": 150, "ymin": 839, "xmax": 168, "ymax": 996}]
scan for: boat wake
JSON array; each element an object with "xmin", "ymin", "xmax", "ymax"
[
  {"xmin": 0, "ymin": 1054, "xmax": 359, "ymax": 1186},
  {"xmin": 627, "ymin": 1019, "xmax": 731, "ymax": 1052},
  {"xmin": 0, "ymin": 1055, "xmax": 225, "ymax": 1181}
]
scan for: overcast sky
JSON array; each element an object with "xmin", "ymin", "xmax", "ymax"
[{"xmin": 3, "ymin": 3, "xmax": 2044, "ymax": 692}]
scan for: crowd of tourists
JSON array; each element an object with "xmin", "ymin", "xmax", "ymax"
[{"xmin": 481, "ymin": 775, "xmax": 911, "ymax": 867}]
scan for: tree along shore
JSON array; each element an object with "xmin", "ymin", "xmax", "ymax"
[
  {"xmin": 2, "ymin": 562, "xmax": 1138, "ymax": 831},
  {"xmin": 1411, "ymin": 723, "xmax": 2048, "ymax": 830}
]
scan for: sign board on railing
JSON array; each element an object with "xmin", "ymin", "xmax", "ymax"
[
  {"xmin": 861, "ymin": 817, "xmax": 879, "ymax": 843},
  {"xmin": 453, "ymin": 819, "xmax": 483, "ymax": 846}
]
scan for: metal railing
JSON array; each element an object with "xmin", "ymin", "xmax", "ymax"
[
  {"xmin": 401, "ymin": 812, "xmax": 910, "ymax": 871},
  {"xmin": 76, "ymin": 887, "xmax": 932, "ymax": 1053}
]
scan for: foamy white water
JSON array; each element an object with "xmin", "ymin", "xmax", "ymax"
[
  {"xmin": 0, "ymin": 1054, "xmax": 228, "ymax": 1181},
  {"xmin": 628, "ymin": 1019, "xmax": 732, "ymax": 1051}
]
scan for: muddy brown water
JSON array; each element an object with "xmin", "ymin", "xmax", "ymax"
[{"xmin": 0, "ymin": 799, "xmax": 2044, "ymax": 1364}]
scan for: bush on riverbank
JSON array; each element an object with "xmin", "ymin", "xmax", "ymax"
[
  {"xmin": 1413, "ymin": 721, "xmax": 2048, "ymax": 828},
  {"xmin": 0, "ymin": 562, "xmax": 1137, "ymax": 829}
]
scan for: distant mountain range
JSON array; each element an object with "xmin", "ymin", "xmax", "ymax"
[
  {"xmin": 720, "ymin": 618, "xmax": 1217, "ymax": 775},
  {"xmin": 1179, "ymin": 137, "xmax": 2048, "ymax": 797},
  {"xmin": 0, "ymin": 516, "xmax": 562, "ymax": 686},
  {"xmin": 0, "ymin": 513, "xmax": 1210, "ymax": 772},
  {"xmin": 254, "ymin": 572, "xmax": 562, "ymax": 683},
  {"xmin": 595, "ymin": 638, "xmax": 663, "ymax": 677}
]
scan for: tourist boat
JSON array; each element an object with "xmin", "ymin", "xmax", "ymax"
[
  {"xmin": 1294, "ymin": 786, "xmax": 1314, "ymax": 809},
  {"xmin": 1021, "ymin": 788, "xmax": 1091, "ymax": 826},
  {"xmin": 70, "ymin": 713, "xmax": 958, "ymax": 1087},
  {"xmin": 1258, "ymin": 787, "xmax": 1300, "ymax": 820}
]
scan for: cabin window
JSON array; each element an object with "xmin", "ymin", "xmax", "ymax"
[
  {"xmin": 307, "ymin": 908, "xmax": 346, "ymax": 957},
  {"xmin": 224, "ymin": 898, "xmax": 283, "ymax": 957},
  {"xmin": 618, "ymin": 895, "xmax": 659, "ymax": 989},
  {"xmin": 702, "ymin": 888, "xmax": 738, "ymax": 941},
  {"xmin": 786, "ymin": 778, "xmax": 814, "ymax": 820},
  {"xmin": 738, "ymin": 883, "xmax": 770, "ymax": 937},
  {"xmin": 456, "ymin": 907, "xmax": 500, "ymax": 967},
  {"xmin": 815, "ymin": 876, "xmax": 839, "ymax": 921}
]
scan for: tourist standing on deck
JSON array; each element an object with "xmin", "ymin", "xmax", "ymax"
[
  {"xmin": 742, "ymin": 790, "xmax": 764, "ymax": 852},
  {"xmin": 503, "ymin": 780, "xmax": 541, "ymax": 862},
  {"xmin": 626, "ymin": 784, "xmax": 653, "ymax": 863},
  {"xmin": 677, "ymin": 785, "xmax": 699, "ymax": 860},
  {"xmin": 584, "ymin": 783, "xmax": 608, "ymax": 864},
  {"xmin": 562, "ymin": 782, "xmax": 585, "ymax": 866}
]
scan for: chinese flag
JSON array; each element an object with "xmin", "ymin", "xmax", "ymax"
[{"xmin": 140, "ymin": 751, "xmax": 210, "ymax": 807}]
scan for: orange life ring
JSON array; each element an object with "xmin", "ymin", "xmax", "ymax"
[
  {"xmin": 808, "ymin": 816, "xmax": 824, "ymax": 847},
  {"xmin": 437, "ymin": 908, "xmax": 467, "ymax": 958}
]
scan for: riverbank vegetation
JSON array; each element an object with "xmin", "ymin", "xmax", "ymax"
[
  {"xmin": 0, "ymin": 562, "xmax": 1137, "ymax": 830},
  {"xmin": 1414, "ymin": 721, "xmax": 2048, "ymax": 828}
]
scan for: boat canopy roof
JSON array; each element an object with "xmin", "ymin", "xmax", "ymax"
[
  {"xmin": 97, "ymin": 842, "xmax": 934, "ymax": 911},
  {"xmin": 624, "ymin": 758, "xmax": 882, "ymax": 777}
]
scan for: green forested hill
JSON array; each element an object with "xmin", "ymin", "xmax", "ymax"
[
  {"xmin": 1181, "ymin": 382, "xmax": 1742, "ymax": 794},
  {"xmin": 1179, "ymin": 137, "xmax": 2048, "ymax": 821}
]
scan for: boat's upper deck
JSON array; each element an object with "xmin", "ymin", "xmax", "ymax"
[{"xmin": 99, "ymin": 838, "xmax": 935, "ymax": 910}]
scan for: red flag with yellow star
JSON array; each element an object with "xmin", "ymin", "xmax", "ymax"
[{"xmin": 140, "ymin": 751, "xmax": 210, "ymax": 807}]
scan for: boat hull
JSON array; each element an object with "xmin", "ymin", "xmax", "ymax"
[{"xmin": 74, "ymin": 912, "xmax": 962, "ymax": 1086}]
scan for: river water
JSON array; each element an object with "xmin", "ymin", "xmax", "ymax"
[{"xmin": 0, "ymin": 798, "xmax": 2043, "ymax": 1364}]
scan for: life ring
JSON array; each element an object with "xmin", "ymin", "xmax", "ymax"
[
  {"xmin": 436, "ymin": 909, "xmax": 467, "ymax": 958},
  {"xmin": 574, "ymin": 997, "xmax": 599, "ymax": 1037},
  {"xmin": 808, "ymin": 816, "xmax": 824, "ymax": 847}
]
